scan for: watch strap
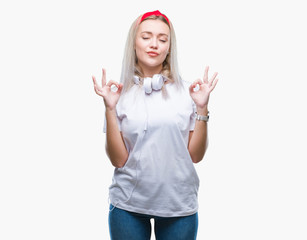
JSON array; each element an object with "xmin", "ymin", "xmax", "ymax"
[{"xmin": 195, "ymin": 111, "xmax": 210, "ymax": 122}]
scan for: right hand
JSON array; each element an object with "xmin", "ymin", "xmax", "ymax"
[{"xmin": 92, "ymin": 68, "xmax": 123, "ymax": 110}]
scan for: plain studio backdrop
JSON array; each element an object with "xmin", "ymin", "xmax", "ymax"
[{"xmin": 0, "ymin": 0, "xmax": 306, "ymax": 239}]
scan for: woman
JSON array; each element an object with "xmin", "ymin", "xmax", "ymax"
[{"xmin": 92, "ymin": 10, "xmax": 218, "ymax": 240}]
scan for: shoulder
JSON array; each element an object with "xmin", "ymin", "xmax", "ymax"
[
  {"xmin": 166, "ymin": 79, "xmax": 191, "ymax": 91},
  {"xmin": 178, "ymin": 79, "xmax": 196, "ymax": 108},
  {"xmin": 171, "ymin": 79, "xmax": 191, "ymax": 95},
  {"xmin": 117, "ymin": 85, "xmax": 141, "ymax": 110},
  {"xmin": 167, "ymin": 79, "xmax": 193, "ymax": 103}
]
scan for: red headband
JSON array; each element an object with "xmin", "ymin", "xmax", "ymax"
[{"xmin": 140, "ymin": 10, "xmax": 170, "ymax": 25}]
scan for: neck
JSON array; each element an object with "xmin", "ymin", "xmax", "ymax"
[{"xmin": 138, "ymin": 63, "xmax": 163, "ymax": 78}]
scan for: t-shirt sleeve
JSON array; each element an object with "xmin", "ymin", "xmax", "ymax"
[{"xmin": 189, "ymin": 100, "xmax": 197, "ymax": 131}]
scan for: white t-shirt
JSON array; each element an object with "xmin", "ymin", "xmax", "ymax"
[{"xmin": 104, "ymin": 80, "xmax": 199, "ymax": 217}]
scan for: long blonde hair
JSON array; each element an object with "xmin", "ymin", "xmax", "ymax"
[{"xmin": 120, "ymin": 14, "xmax": 183, "ymax": 94}]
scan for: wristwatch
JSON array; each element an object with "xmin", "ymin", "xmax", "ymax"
[{"xmin": 195, "ymin": 111, "xmax": 210, "ymax": 122}]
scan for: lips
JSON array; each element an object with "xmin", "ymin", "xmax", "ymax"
[{"xmin": 147, "ymin": 51, "xmax": 159, "ymax": 57}]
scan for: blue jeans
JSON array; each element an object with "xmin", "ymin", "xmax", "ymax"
[{"xmin": 108, "ymin": 205, "xmax": 198, "ymax": 240}]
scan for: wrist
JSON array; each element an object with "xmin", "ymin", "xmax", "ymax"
[
  {"xmin": 196, "ymin": 105, "xmax": 208, "ymax": 115},
  {"xmin": 105, "ymin": 106, "xmax": 116, "ymax": 114}
]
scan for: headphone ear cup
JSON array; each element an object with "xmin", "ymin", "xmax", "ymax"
[
  {"xmin": 143, "ymin": 77, "xmax": 153, "ymax": 94},
  {"xmin": 151, "ymin": 74, "xmax": 164, "ymax": 91}
]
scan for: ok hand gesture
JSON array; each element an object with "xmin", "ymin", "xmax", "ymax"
[
  {"xmin": 189, "ymin": 66, "xmax": 218, "ymax": 110},
  {"xmin": 92, "ymin": 68, "xmax": 123, "ymax": 110}
]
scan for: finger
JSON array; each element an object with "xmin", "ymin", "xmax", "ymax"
[
  {"xmin": 106, "ymin": 79, "xmax": 120, "ymax": 87},
  {"xmin": 189, "ymin": 79, "xmax": 203, "ymax": 92},
  {"xmin": 210, "ymin": 78, "xmax": 219, "ymax": 92},
  {"xmin": 92, "ymin": 75, "xmax": 98, "ymax": 86},
  {"xmin": 93, "ymin": 75, "xmax": 103, "ymax": 91},
  {"xmin": 102, "ymin": 68, "xmax": 106, "ymax": 86},
  {"xmin": 209, "ymin": 72, "xmax": 218, "ymax": 82},
  {"xmin": 192, "ymin": 78, "xmax": 203, "ymax": 86},
  {"xmin": 209, "ymin": 72, "xmax": 217, "ymax": 87},
  {"xmin": 189, "ymin": 79, "xmax": 201, "ymax": 90},
  {"xmin": 117, "ymin": 83, "xmax": 124, "ymax": 94},
  {"xmin": 93, "ymin": 82, "xmax": 101, "ymax": 94},
  {"xmin": 92, "ymin": 76, "xmax": 102, "ymax": 94},
  {"xmin": 93, "ymin": 84, "xmax": 102, "ymax": 96},
  {"xmin": 203, "ymin": 66, "xmax": 209, "ymax": 83}
]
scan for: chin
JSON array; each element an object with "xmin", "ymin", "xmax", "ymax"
[{"xmin": 142, "ymin": 60, "xmax": 164, "ymax": 68}]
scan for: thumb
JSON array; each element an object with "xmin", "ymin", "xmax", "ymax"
[{"xmin": 117, "ymin": 84, "xmax": 123, "ymax": 94}]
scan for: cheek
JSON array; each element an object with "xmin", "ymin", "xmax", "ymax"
[
  {"xmin": 135, "ymin": 41, "xmax": 146, "ymax": 56},
  {"xmin": 135, "ymin": 39, "xmax": 146, "ymax": 50},
  {"xmin": 161, "ymin": 44, "xmax": 170, "ymax": 57},
  {"xmin": 135, "ymin": 45, "xmax": 142, "ymax": 59}
]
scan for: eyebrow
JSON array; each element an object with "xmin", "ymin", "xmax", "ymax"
[{"xmin": 141, "ymin": 31, "xmax": 169, "ymax": 37}]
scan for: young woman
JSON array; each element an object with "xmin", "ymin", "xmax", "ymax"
[{"xmin": 92, "ymin": 10, "xmax": 218, "ymax": 240}]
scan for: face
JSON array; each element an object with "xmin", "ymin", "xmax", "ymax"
[{"xmin": 135, "ymin": 19, "xmax": 170, "ymax": 75}]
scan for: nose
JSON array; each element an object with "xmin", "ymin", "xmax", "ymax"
[{"xmin": 150, "ymin": 37, "xmax": 158, "ymax": 49}]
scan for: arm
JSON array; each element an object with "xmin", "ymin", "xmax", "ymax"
[
  {"xmin": 188, "ymin": 66, "xmax": 218, "ymax": 163},
  {"xmin": 188, "ymin": 106, "xmax": 209, "ymax": 163},
  {"xmin": 92, "ymin": 68, "xmax": 128, "ymax": 168},
  {"xmin": 105, "ymin": 108, "xmax": 128, "ymax": 168}
]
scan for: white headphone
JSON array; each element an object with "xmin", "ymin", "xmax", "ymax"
[{"xmin": 133, "ymin": 74, "xmax": 166, "ymax": 94}]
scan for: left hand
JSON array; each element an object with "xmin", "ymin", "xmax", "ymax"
[{"xmin": 189, "ymin": 66, "xmax": 219, "ymax": 110}]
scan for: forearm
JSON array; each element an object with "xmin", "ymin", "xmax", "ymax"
[
  {"xmin": 105, "ymin": 108, "xmax": 128, "ymax": 168},
  {"xmin": 188, "ymin": 106, "xmax": 209, "ymax": 163}
]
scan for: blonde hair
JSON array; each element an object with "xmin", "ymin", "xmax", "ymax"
[{"xmin": 120, "ymin": 14, "xmax": 183, "ymax": 94}]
